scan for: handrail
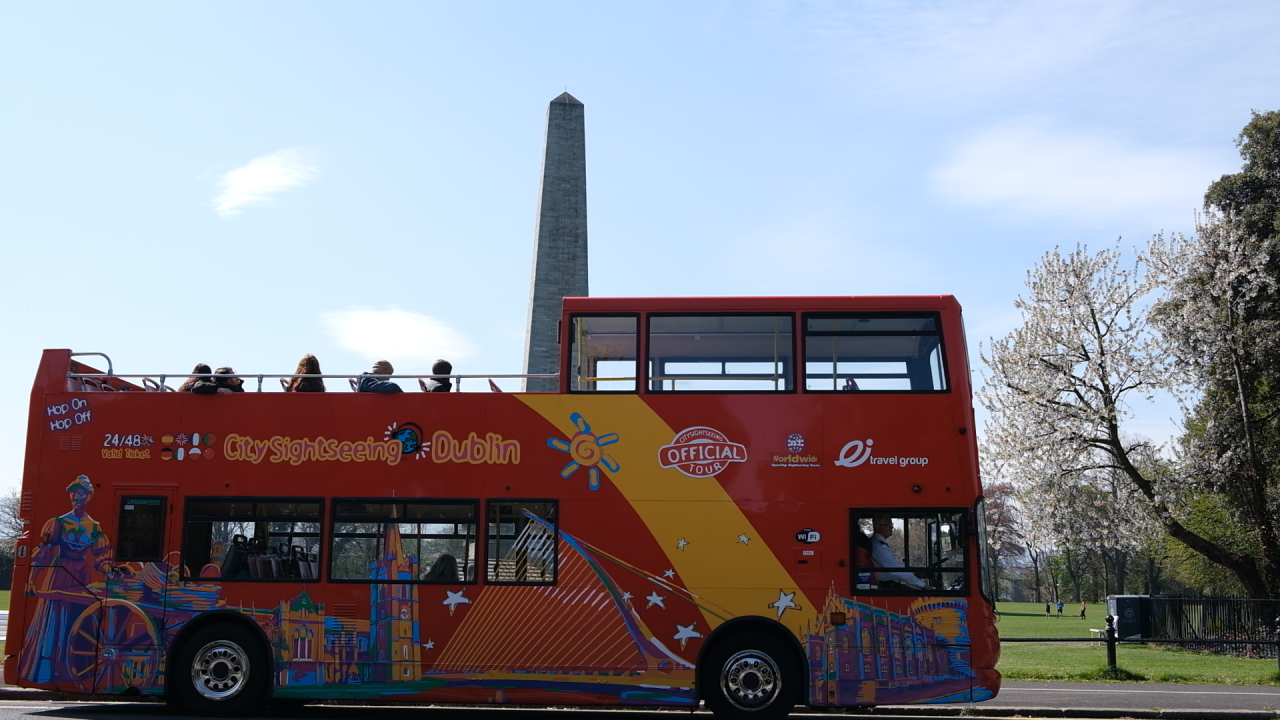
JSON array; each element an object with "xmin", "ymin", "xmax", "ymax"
[
  {"xmin": 69, "ymin": 352, "xmax": 114, "ymax": 375},
  {"xmin": 66, "ymin": 372, "xmax": 559, "ymax": 393}
]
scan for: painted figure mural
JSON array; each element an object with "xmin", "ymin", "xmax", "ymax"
[{"xmin": 19, "ymin": 475, "xmax": 114, "ymax": 685}]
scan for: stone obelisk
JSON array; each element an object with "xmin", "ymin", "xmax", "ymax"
[{"xmin": 523, "ymin": 92, "xmax": 588, "ymax": 391}]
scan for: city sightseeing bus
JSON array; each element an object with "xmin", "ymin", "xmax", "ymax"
[{"xmin": 5, "ymin": 295, "xmax": 1000, "ymax": 719}]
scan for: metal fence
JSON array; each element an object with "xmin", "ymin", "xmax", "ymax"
[
  {"xmin": 1001, "ymin": 611, "xmax": 1280, "ymax": 673},
  {"xmin": 1146, "ymin": 596, "xmax": 1280, "ymax": 659}
]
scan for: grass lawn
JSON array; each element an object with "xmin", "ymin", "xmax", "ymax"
[
  {"xmin": 996, "ymin": 602, "xmax": 1280, "ymax": 685},
  {"xmin": 997, "ymin": 600, "xmax": 1108, "ymax": 638},
  {"xmin": 0, "ymin": 590, "xmax": 8, "ymax": 611}
]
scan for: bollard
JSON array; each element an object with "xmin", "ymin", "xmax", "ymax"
[{"xmin": 1105, "ymin": 614, "xmax": 1118, "ymax": 671}]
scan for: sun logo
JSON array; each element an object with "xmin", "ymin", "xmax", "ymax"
[{"xmin": 547, "ymin": 412, "xmax": 620, "ymax": 490}]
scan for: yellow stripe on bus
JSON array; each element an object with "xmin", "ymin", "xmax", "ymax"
[{"xmin": 518, "ymin": 394, "xmax": 815, "ymax": 631}]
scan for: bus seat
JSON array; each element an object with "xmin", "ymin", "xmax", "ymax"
[
  {"xmin": 418, "ymin": 378, "xmax": 428, "ymax": 392},
  {"xmin": 280, "ymin": 378, "xmax": 290, "ymax": 391},
  {"xmin": 348, "ymin": 378, "xmax": 357, "ymax": 391},
  {"xmin": 424, "ymin": 554, "xmax": 459, "ymax": 582},
  {"xmin": 223, "ymin": 534, "xmax": 250, "ymax": 578}
]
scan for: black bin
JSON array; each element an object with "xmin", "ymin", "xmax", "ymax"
[{"xmin": 1107, "ymin": 595, "xmax": 1148, "ymax": 639}]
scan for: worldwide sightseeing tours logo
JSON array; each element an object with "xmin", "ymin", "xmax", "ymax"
[
  {"xmin": 658, "ymin": 426, "xmax": 747, "ymax": 478},
  {"xmin": 771, "ymin": 433, "xmax": 819, "ymax": 468},
  {"xmin": 833, "ymin": 438, "xmax": 929, "ymax": 468}
]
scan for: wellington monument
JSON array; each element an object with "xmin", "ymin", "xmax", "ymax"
[{"xmin": 522, "ymin": 92, "xmax": 588, "ymax": 392}]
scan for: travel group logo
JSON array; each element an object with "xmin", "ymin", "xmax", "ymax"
[
  {"xmin": 834, "ymin": 439, "xmax": 929, "ymax": 468},
  {"xmin": 659, "ymin": 426, "xmax": 747, "ymax": 478},
  {"xmin": 772, "ymin": 433, "xmax": 819, "ymax": 468}
]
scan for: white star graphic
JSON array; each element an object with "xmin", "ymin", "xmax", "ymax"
[
  {"xmin": 443, "ymin": 589, "xmax": 471, "ymax": 616},
  {"xmin": 646, "ymin": 591, "xmax": 666, "ymax": 608},
  {"xmin": 423, "ymin": 639, "xmax": 435, "ymax": 650},
  {"xmin": 621, "ymin": 591, "xmax": 633, "ymax": 603},
  {"xmin": 673, "ymin": 622, "xmax": 702, "ymax": 650},
  {"xmin": 768, "ymin": 589, "xmax": 800, "ymax": 618},
  {"xmin": 663, "ymin": 569, "xmax": 676, "ymax": 579},
  {"xmin": 737, "ymin": 533, "xmax": 750, "ymax": 545},
  {"xmin": 676, "ymin": 538, "xmax": 689, "ymax": 551}
]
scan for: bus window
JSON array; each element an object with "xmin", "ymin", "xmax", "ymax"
[
  {"xmin": 487, "ymin": 500, "xmax": 557, "ymax": 584},
  {"xmin": 804, "ymin": 314, "xmax": 947, "ymax": 392},
  {"xmin": 569, "ymin": 315, "xmax": 637, "ymax": 392},
  {"xmin": 118, "ymin": 496, "xmax": 166, "ymax": 562},
  {"xmin": 648, "ymin": 314, "xmax": 794, "ymax": 392},
  {"xmin": 331, "ymin": 500, "xmax": 478, "ymax": 583},
  {"xmin": 183, "ymin": 498, "xmax": 321, "ymax": 581},
  {"xmin": 851, "ymin": 510, "xmax": 966, "ymax": 594}
]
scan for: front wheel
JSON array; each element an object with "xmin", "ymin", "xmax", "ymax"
[
  {"xmin": 173, "ymin": 623, "xmax": 269, "ymax": 717},
  {"xmin": 702, "ymin": 630, "xmax": 800, "ymax": 720}
]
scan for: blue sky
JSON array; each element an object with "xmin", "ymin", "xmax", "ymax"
[{"xmin": 2, "ymin": 1, "xmax": 1277, "ymax": 491}]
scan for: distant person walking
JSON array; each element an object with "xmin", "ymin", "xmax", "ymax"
[
  {"xmin": 1080, "ymin": 600, "xmax": 1087, "ymax": 620},
  {"xmin": 1045, "ymin": 602, "xmax": 1051, "ymax": 618},
  {"xmin": 1056, "ymin": 600, "xmax": 1064, "ymax": 617}
]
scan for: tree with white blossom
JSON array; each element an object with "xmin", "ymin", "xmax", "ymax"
[
  {"xmin": 1147, "ymin": 212, "xmax": 1280, "ymax": 598},
  {"xmin": 980, "ymin": 243, "xmax": 1279, "ymax": 597}
]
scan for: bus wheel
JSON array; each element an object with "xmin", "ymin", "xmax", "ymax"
[
  {"xmin": 702, "ymin": 631, "xmax": 799, "ymax": 720},
  {"xmin": 174, "ymin": 623, "xmax": 268, "ymax": 717}
]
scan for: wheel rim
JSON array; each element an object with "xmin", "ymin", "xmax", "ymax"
[
  {"xmin": 190, "ymin": 640, "xmax": 250, "ymax": 701},
  {"xmin": 720, "ymin": 648, "xmax": 781, "ymax": 711}
]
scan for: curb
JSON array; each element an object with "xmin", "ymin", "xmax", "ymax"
[{"xmin": 0, "ymin": 690, "xmax": 1274, "ymax": 719}]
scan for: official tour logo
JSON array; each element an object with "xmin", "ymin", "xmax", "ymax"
[
  {"xmin": 658, "ymin": 426, "xmax": 747, "ymax": 478},
  {"xmin": 833, "ymin": 438, "xmax": 929, "ymax": 468}
]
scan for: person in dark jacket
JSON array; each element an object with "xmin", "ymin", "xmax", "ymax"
[
  {"xmin": 356, "ymin": 360, "xmax": 403, "ymax": 394},
  {"xmin": 213, "ymin": 367, "xmax": 245, "ymax": 393},
  {"xmin": 285, "ymin": 354, "xmax": 326, "ymax": 393},
  {"xmin": 422, "ymin": 359, "xmax": 453, "ymax": 392},
  {"xmin": 179, "ymin": 364, "xmax": 214, "ymax": 393}
]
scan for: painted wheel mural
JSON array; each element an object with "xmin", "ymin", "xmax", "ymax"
[{"xmin": 67, "ymin": 599, "xmax": 161, "ymax": 694}]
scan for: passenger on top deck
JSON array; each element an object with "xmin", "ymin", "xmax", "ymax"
[
  {"xmin": 356, "ymin": 360, "xmax": 403, "ymax": 394},
  {"xmin": 842, "ymin": 377, "xmax": 860, "ymax": 391},
  {"xmin": 285, "ymin": 354, "xmax": 326, "ymax": 393},
  {"xmin": 180, "ymin": 364, "xmax": 218, "ymax": 393},
  {"xmin": 212, "ymin": 367, "xmax": 245, "ymax": 394},
  {"xmin": 422, "ymin": 359, "xmax": 453, "ymax": 392}
]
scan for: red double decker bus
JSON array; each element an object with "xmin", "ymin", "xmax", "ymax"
[{"xmin": 6, "ymin": 295, "xmax": 1000, "ymax": 718}]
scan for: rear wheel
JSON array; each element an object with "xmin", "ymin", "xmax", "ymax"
[
  {"xmin": 174, "ymin": 623, "xmax": 268, "ymax": 717},
  {"xmin": 702, "ymin": 630, "xmax": 800, "ymax": 720}
]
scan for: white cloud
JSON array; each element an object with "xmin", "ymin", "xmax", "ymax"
[
  {"xmin": 320, "ymin": 307, "xmax": 477, "ymax": 371},
  {"xmin": 213, "ymin": 148, "xmax": 317, "ymax": 217},
  {"xmin": 931, "ymin": 118, "xmax": 1229, "ymax": 226}
]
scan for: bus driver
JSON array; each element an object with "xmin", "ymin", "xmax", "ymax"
[{"xmin": 870, "ymin": 514, "xmax": 928, "ymax": 590}]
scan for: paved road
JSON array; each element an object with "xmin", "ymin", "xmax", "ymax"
[
  {"xmin": 0, "ymin": 611, "xmax": 8, "ymax": 643},
  {"xmin": 3, "ymin": 703, "xmax": 1262, "ymax": 720}
]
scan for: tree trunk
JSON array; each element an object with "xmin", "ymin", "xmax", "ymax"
[{"xmin": 1107, "ymin": 422, "xmax": 1272, "ymax": 597}]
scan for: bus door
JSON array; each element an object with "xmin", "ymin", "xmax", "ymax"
[{"xmin": 91, "ymin": 487, "xmax": 176, "ymax": 695}]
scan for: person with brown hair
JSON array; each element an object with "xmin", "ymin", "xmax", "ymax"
[
  {"xmin": 285, "ymin": 354, "xmax": 326, "ymax": 393},
  {"xmin": 422, "ymin": 359, "xmax": 453, "ymax": 392},
  {"xmin": 179, "ymin": 364, "xmax": 214, "ymax": 393},
  {"xmin": 212, "ymin": 367, "xmax": 245, "ymax": 394}
]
